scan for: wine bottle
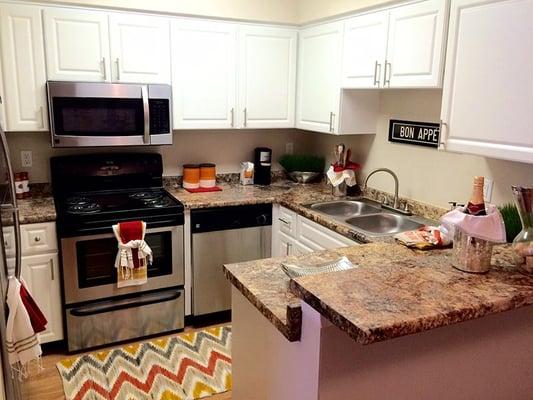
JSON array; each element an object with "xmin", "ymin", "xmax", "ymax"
[{"xmin": 465, "ymin": 176, "xmax": 487, "ymax": 216}]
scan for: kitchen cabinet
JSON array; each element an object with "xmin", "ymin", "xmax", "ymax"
[
  {"xmin": 296, "ymin": 22, "xmax": 343, "ymax": 133},
  {"xmin": 0, "ymin": 57, "xmax": 5, "ymax": 128},
  {"xmin": 440, "ymin": 0, "xmax": 533, "ymax": 164},
  {"xmin": 109, "ymin": 14, "xmax": 171, "ymax": 84},
  {"xmin": 4, "ymin": 222, "xmax": 63, "ymax": 344},
  {"xmin": 238, "ymin": 26, "xmax": 297, "ymax": 128},
  {"xmin": 0, "ymin": 4, "xmax": 47, "ymax": 131},
  {"xmin": 273, "ymin": 205, "xmax": 358, "ymax": 257},
  {"xmin": 43, "ymin": 8, "xmax": 110, "ymax": 81},
  {"xmin": 171, "ymin": 19, "xmax": 237, "ymax": 129},
  {"xmin": 297, "ymin": 22, "xmax": 379, "ymax": 135},
  {"xmin": 342, "ymin": 0, "xmax": 447, "ymax": 89},
  {"xmin": 21, "ymin": 253, "xmax": 62, "ymax": 344}
]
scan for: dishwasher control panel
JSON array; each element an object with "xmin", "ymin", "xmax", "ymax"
[{"xmin": 191, "ymin": 204, "xmax": 272, "ymax": 233}]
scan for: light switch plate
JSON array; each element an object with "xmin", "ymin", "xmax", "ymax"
[
  {"xmin": 483, "ymin": 177, "xmax": 494, "ymax": 203},
  {"xmin": 285, "ymin": 142, "xmax": 294, "ymax": 155},
  {"xmin": 21, "ymin": 151, "xmax": 32, "ymax": 168}
]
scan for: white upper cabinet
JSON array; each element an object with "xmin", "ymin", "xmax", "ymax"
[
  {"xmin": 43, "ymin": 8, "xmax": 110, "ymax": 82},
  {"xmin": 440, "ymin": 0, "xmax": 533, "ymax": 164},
  {"xmin": 385, "ymin": 0, "xmax": 447, "ymax": 88},
  {"xmin": 237, "ymin": 26, "xmax": 297, "ymax": 128},
  {"xmin": 297, "ymin": 22, "xmax": 344, "ymax": 133},
  {"xmin": 109, "ymin": 14, "xmax": 171, "ymax": 83},
  {"xmin": 0, "ymin": 4, "xmax": 47, "ymax": 131},
  {"xmin": 0, "ymin": 58, "xmax": 5, "ymax": 128},
  {"xmin": 342, "ymin": 0, "xmax": 447, "ymax": 89},
  {"xmin": 171, "ymin": 20, "xmax": 237, "ymax": 129},
  {"xmin": 342, "ymin": 11, "xmax": 388, "ymax": 88}
]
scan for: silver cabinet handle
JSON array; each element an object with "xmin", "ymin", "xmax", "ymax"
[
  {"xmin": 438, "ymin": 120, "xmax": 448, "ymax": 150},
  {"xmin": 38, "ymin": 106, "xmax": 44, "ymax": 129},
  {"xmin": 115, "ymin": 58, "xmax": 120, "ymax": 81},
  {"xmin": 384, "ymin": 60, "xmax": 391, "ymax": 87},
  {"xmin": 243, "ymin": 108, "xmax": 247, "ymax": 128},
  {"xmin": 373, "ymin": 61, "xmax": 381, "ymax": 87},
  {"xmin": 230, "ymin": 108, "xmax": 234, "ymax": 127},
  {"xmin": 101, "ymin": 57, "xmax": 107, "ymax": 80},
  {"xmin": 141, "ymin": 85, "xmax": 150, "ymax": 144},
  {"xmin": 329, "ymin": 112, "xmax": 336, "ymax": 133},
  {"xmin": 286, "ymin": 242, "xmax": 292, "ymax": 256},
  {"xmin": 50, "ymin": 258, "xmax": 54, "ymax": 281},
  {"xmin": 278, "ymin": 217, "xmax": 291, "ymax": 227}
]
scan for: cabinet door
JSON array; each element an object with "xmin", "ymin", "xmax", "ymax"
[
  {"xmin": 0, "ymin": 4, "xmax": 47, "ymax": 131},
  {"xmin": 171, "ymin": 20, "xmax": 237, "ymax": 129},
  {"xmin": 43, "ymin": 8, "xmax": 110, "ymax": 81},
  {"xmin": 109, "ymin": 14, "xmax": 170, "ymax": 83},
  {"xmin": 385, "ymin": 0, "xmax": 447, "ymax": 88},
  {"xmin": 342, "ymin": 11, "xmax": 388, "ymax": 88},
  {"xmin": 238, "ymin": 26, "xmax": 296, "ymax": 128},
  {"xmin": 0, "ymin": 57, "xmax": 5, "ymax": 129},
  {"xmin": 293, "ymin": 240, "xmax": 314, "ymax": 256},
  {"xmin": 21, "ymin": 253, "xmax": 63, "ymax": 343},
  {"xmin": 276, "ymin": 231, "xmax": 295, "ymax": 257},
  {"xmin": 298, "ymin": 216, "xmax": 358, "ymax": 250},
  {"xmin": 441, "ymin": 0, "xmax": 533, "ymax": 163},
  {"xmin": 296, "ymin": 22, "xmax": 343, "ymax": 134}
]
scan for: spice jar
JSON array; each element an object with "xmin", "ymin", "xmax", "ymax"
[
  {"xmin": 182, "ymin": 164, "xmax": 200, "ymax": 189},
  {"xmin": 199, "ymin": 163, "xmax": 216, "ymax": 188},
  {"xmin": 14, "ymin": 173, "xmax": 24, "ymax": 199},
  {"xmin": 21, "ymin": 172, "xmax": 30, "ymax": 198}
]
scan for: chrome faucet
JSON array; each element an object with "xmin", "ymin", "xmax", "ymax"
[{"xmin": 364, "ymin": 168, "xmax": 410, "ymax": 215}]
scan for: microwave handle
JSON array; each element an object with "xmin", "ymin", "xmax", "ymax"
[{"xmin": 141, "ymin": 85, "xmax": 150, "ymax": 144}]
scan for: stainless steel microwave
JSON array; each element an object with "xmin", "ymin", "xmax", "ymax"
[{"xmin": 47, "ymin": 81, "xmax": 172, "ymax": 147}]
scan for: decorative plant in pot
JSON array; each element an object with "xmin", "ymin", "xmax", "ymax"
[{"xmin": 279, "ymin": 154, "xmax": 325, "ymax": 184}]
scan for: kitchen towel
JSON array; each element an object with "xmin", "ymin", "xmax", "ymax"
[
  {"xmin": 113, "ymin": 221, "xmax": 152, "ymax": 288},
  {"xmin": 327, "ymin": 166, "xmax": 357, "ymax": 187},
  {"xmin": 6, "ymin": 277, "xmax": 44, "ymax": 380},
  {"xmin": 440, "ymin": 204, "xmax": 506, "ymax": 243}
]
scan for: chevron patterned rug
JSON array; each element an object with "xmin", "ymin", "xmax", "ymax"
[{"xmin": 56, "ymin": 325, "xmax": 232, "ymax": 400}]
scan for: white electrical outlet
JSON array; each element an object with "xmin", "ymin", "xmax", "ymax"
[
  {"xmin": 285, "ymin": 142, "xmax": 294, "ymax": 155},
  {"xmin": 21, "ymin": 151, "xmax": 32, "ymax": 168},
  {"xmin": 483, "ymin": 177, "xmax": 494, "ymax": 203}
]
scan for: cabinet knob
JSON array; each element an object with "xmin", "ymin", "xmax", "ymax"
[{"xmin": 34, "ymin": 236, "xmax": 41, "ymax": 242}]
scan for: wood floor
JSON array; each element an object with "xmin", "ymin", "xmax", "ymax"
[{"xmin": 22, "ymin": 324, "xmax": 232, "ymax": 400}]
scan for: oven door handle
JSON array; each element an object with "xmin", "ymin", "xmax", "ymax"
[{"xmin": 69, "ymin": 290, "xmax": 182, "ymax": 316}]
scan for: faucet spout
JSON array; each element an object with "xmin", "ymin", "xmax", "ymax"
[{"xmin": 363, "ymin": 168, "xmax": 400, "ymax": 209}]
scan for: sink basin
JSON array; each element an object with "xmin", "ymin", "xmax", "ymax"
[
  {"xmin": 310, "ymin": 200, "xmax": 380, "ymax": 218},
  {"xmin": 346, "ymin": 213, "xmax": 423, "ymax": 235}
]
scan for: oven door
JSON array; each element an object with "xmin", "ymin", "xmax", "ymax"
[
  {"xmin": 61, "ymin": 225, "xmax": 183, "ymax": 305},
  {"xmin": 47, "ymin": 81, "xmax": 172, "ymax": 147}
]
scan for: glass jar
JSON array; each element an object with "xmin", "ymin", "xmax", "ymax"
[{"xmin": 511, "ymin": 186, "xmax": 533, "ymax": 274}]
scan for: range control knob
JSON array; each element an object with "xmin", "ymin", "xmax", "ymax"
[{"xmin": 256, "ymin": 214, "xmax": 268, "ymax": 225}]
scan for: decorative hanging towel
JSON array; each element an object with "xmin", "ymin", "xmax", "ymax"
[
  {"xmin": 6, "ymin": 277, "xmax": 45, "ymax": 380},
  {"xmin": 113, "ymin": 221, "xmax": 152, "ymax": 288}
]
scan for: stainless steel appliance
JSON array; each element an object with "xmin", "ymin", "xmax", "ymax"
[
  {"xmin": 0, "ymin": 123, "xmax": 22, "ymax": 399},
  {"xmin": 191, "ymin": 204, "xmax": 272, "ymax": 316},
  {"xmin": 47, "ymin": 81, "xmax": 172, "ymax": 147},
  {"xmin": 51, "ymin": 153, "xmax": 185, "ymax": 352}
]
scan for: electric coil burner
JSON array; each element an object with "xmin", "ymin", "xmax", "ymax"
[{"xmin": 51, "ymin": 153, "xmax": 185, "ymax": 352}]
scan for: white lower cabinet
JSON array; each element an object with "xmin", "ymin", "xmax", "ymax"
[
  {"xmin": 5, "ymin": 222, "xmax": 63, "ymax": 344},
  {"xmin": 273, "ymin": 205, "xmax": 358, "ymax": 257}
]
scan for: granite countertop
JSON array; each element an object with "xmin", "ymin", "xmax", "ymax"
[
  {"xmin": 224, "ymin": 242, "xmax": 533, "ymax": 344},
  {"xmin": 17, "ymin": 195, "xmax": 56, "ymax": 224}
]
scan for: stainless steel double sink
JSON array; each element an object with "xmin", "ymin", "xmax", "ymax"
[{"xmin": 307, "ymin": 199, "xmax": 423, "ymax": 236}]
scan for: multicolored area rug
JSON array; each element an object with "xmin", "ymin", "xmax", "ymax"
[{"xmin": 57, "ymin": 325, "xmax": 232, "ymax": 400}]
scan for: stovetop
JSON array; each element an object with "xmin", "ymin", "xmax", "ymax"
[{"xmin": 55, "ymin": 188, "xmax": 184, "ymax": 237}]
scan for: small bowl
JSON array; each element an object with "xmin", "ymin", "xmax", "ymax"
[{"xmin": 287, "ymin": 171, "xmax": 321, "ymax": 184}]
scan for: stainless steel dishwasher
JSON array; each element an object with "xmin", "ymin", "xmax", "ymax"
[{"xmin": 191, "ymin": 204, "xmax": 272, "ymax": 316}]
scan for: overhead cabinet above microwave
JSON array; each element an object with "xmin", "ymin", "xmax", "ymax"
[
  {"xmin": 43, "ymin": 8, "xmax": 171, "ymax": 84},
  {"xmin": 47, "ymin": 81, "xmax": 172, "ymax": 147}
]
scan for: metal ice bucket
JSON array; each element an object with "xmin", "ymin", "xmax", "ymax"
[{"xmin": 451, "ymin": 228, "xmax": 494, "ymax": 274}]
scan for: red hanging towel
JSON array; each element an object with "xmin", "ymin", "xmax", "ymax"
[
  {"xmin": 19, "ymin": 281, "xmax": 47, "ymax": 334},
  {"xmin": 118, "ymin": 221, "xmax": 144, "ymax": 268}
]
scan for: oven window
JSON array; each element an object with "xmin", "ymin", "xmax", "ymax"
[
  {"xmin": 76, "ymin": 232, "xmax": 173, "ymax": 288},
  {"xmin": 52, "ymin": 97, "xmax": 144, "ymax": 136}
]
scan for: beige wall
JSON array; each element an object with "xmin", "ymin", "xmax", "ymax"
[
  {"xmin": 7, "ymin": 129, "xmax": 311, "ymax": 182},
  {"xmin": 307, "ymin": 90, "xmax": 533, "ymax": 209},
  {"xmin": 36, "ymin": 0, "xmax": 299, "ymax": 23},
  {"xmin": 295, "ymin": 0, "xmax": 399, "ymax": 23}
]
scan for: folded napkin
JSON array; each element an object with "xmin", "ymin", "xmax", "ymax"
[
  {"xmin": 394, "ymin": 226, "xmax": 451, "ymax": 250},
  {"xmin": 113, "ymin": 221, "xmax": 152, "ymax": 288},
  {"xmin": 327, "ymin": 166, "xmax": 357, "ymax": 187},
  {"xmin": 440, "ymin": 204, "xmax": 506, "ymax": 243},
  {"xmin": 6, "ymin": 277, "xmax": 45, "ymax": 380}
]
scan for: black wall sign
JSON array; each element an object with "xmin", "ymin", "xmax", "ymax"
[{"xmin": 388, "ymin": 119, "xmax": 440, "ymax": 148}]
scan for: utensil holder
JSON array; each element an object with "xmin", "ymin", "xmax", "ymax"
[
  {"xmin": 451, "ymin": 228, "xmax": 494, "ymax": 273},
  {"xmin": 331, "ymin": 182, "xmax": 347, "ymax": 197}
]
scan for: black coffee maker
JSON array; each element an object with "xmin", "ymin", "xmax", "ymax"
[{"xmin": 254, "ymin": 147, "xmax": 272, "ymax": 185}]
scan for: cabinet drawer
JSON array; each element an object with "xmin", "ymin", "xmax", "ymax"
[
  {"xmin": 21, "ymin": 223, "xmax": 57, "ymax": 254},
  {"xmin": 278, "ymin": 206, "xmax": 297, "ymax": 237},
  {"xmin": 3, "ymin": 226, "xmax": 15, "ymax": 259},
  {"xmin": 298, "ymin": 216, "xmax": 358, "ymax": 250}
]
